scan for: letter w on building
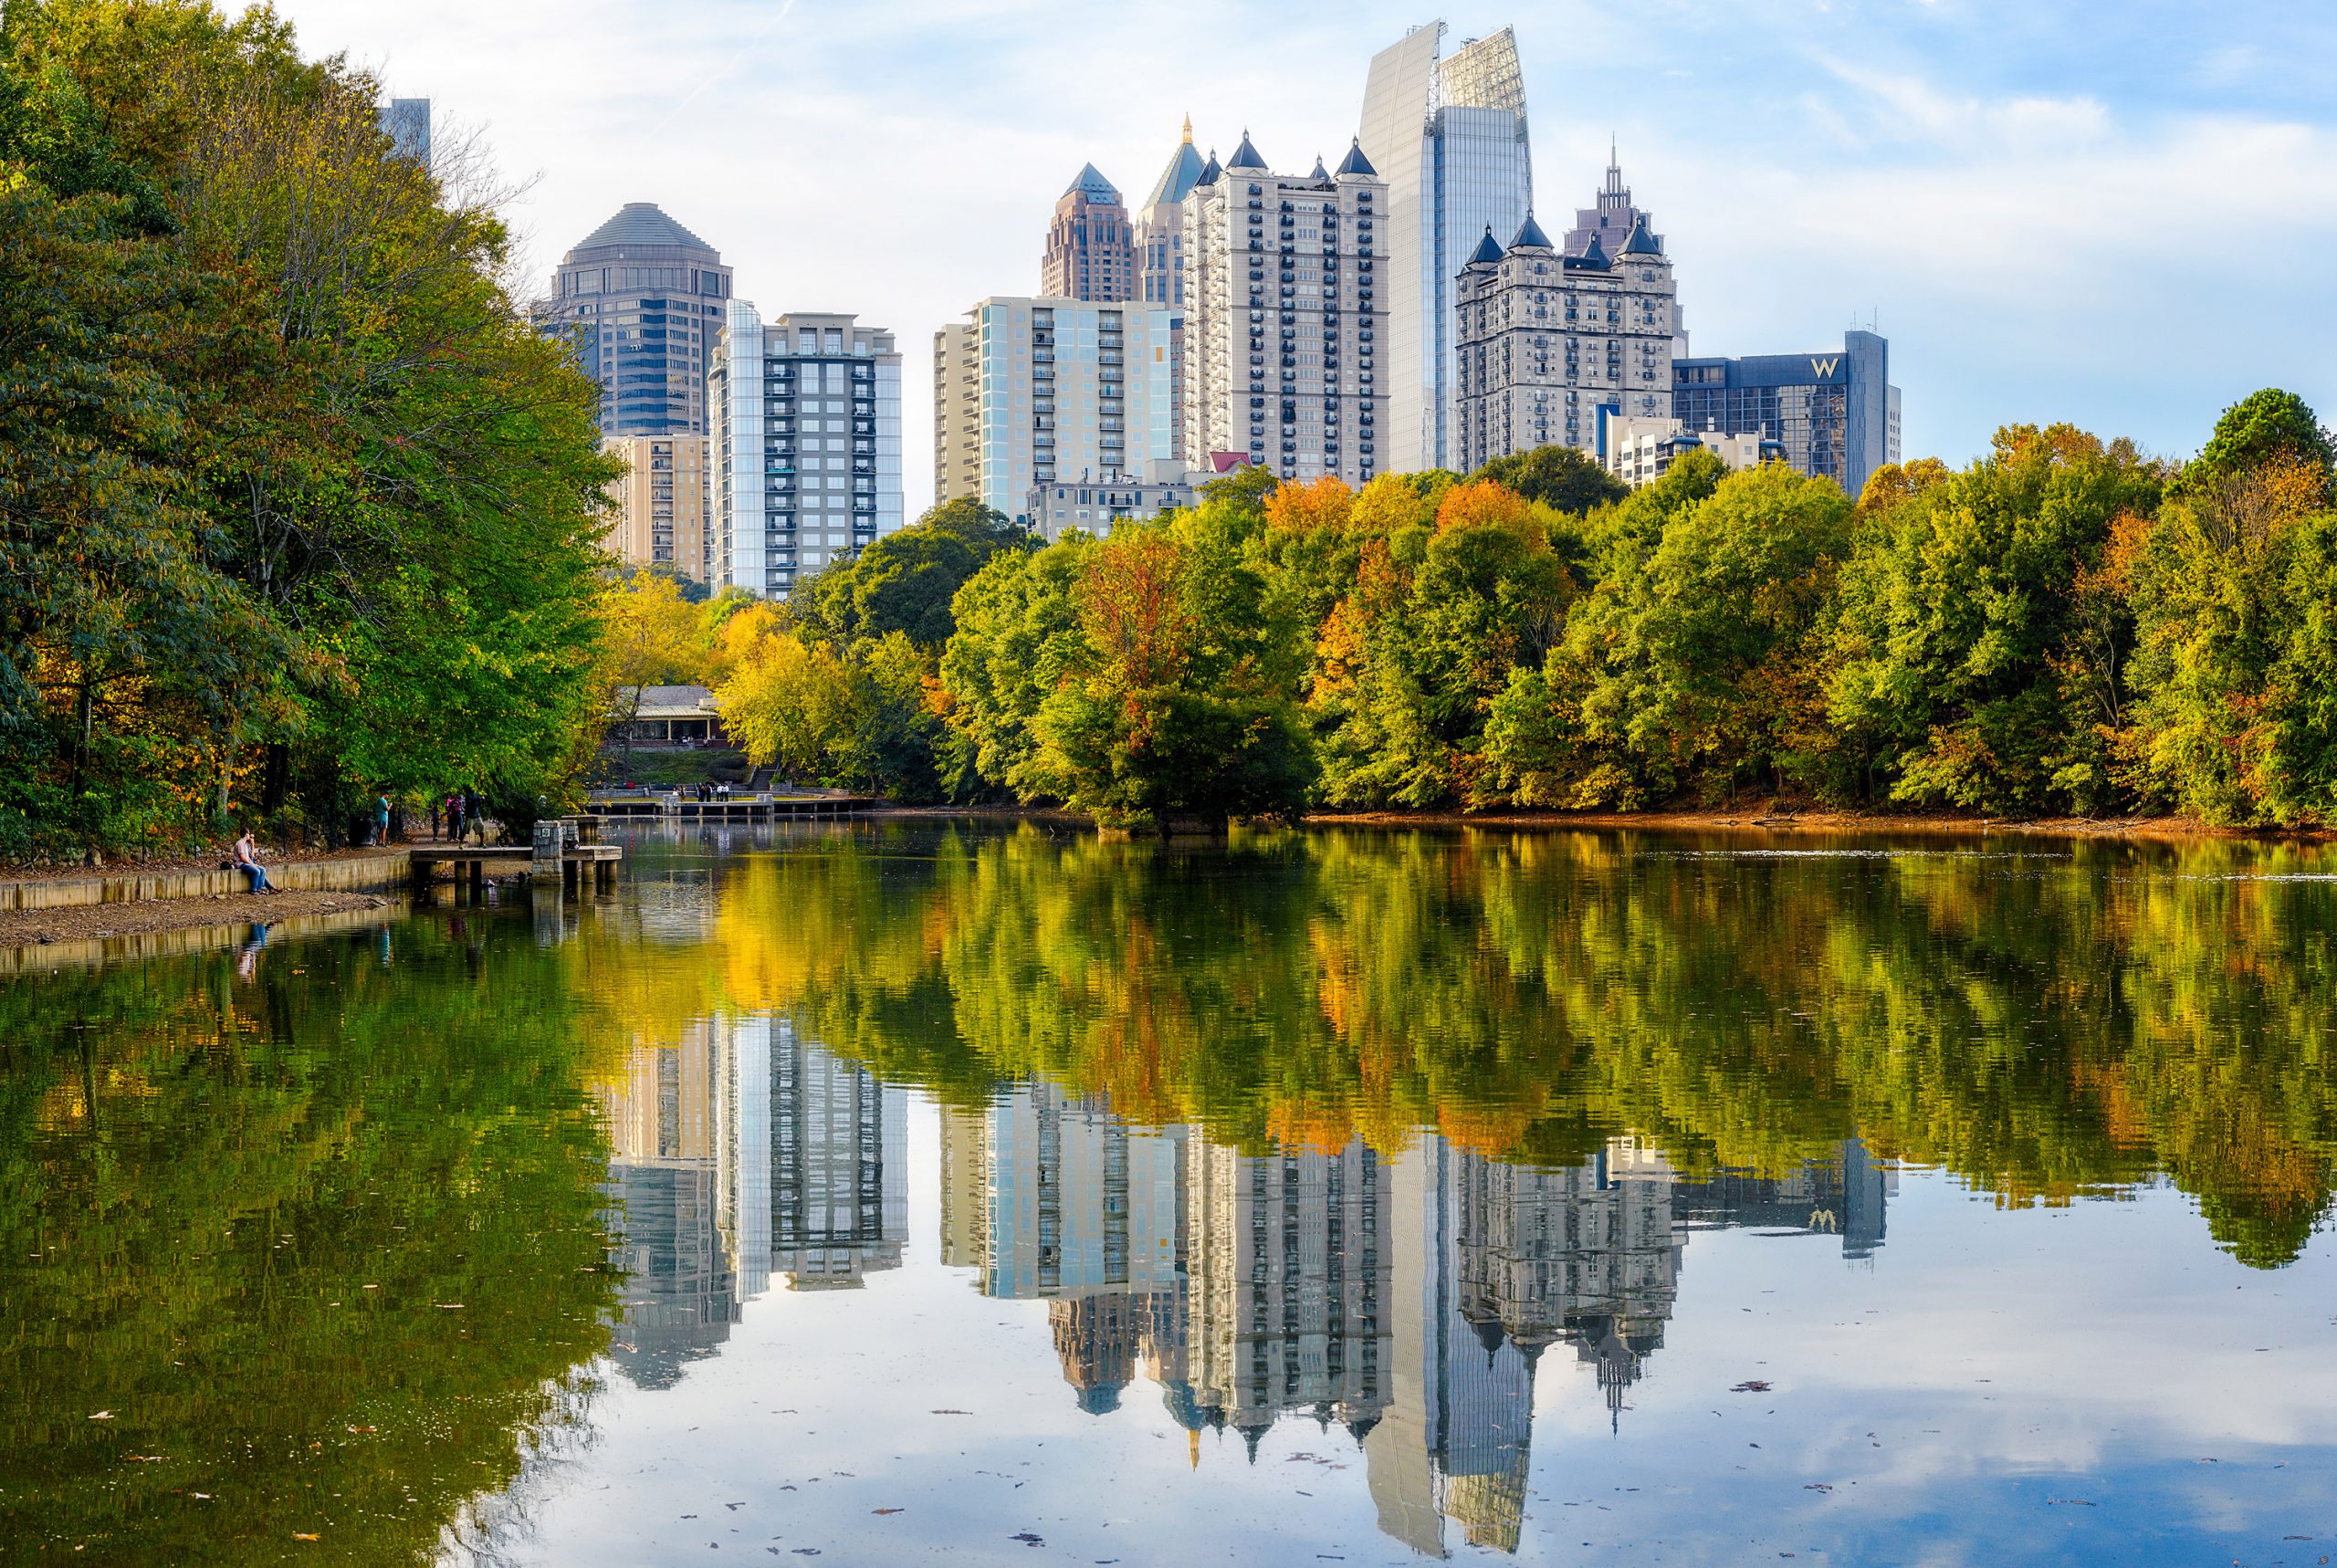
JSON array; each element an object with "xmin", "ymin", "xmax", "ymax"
[{"xmin": 1809, "ymin": 358, "xmax": 1839, "ymax": 378}]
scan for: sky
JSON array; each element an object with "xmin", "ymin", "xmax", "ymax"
[{"xmin": 268, "ymin": 0, "xmax": 2337, "ymax": 516}]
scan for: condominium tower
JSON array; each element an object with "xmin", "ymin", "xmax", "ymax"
[
  {"xmin": 1181, "ymin": 134, "xmax": 1389, "ymax": 482},
  {"xmin": 540, "ymin": 203, "xmax": 733, "ymax": 436},
  {"xmin": 1451, "ymin": 172, "xmax": 1678, "ymax": 471},
  {"xmin": 932, "ymin": 298, "xmax": 1180, "ymax": 522},
  {"xmin": 1135, "ymin": 121, "xmax": 1210, "ymax": 455},
  {"xmin": 710, "ymin": 307, "xmax": 904, "ymax": 598},
  {"xmin": 1042, "ymin": 164, "xmax": 1137, "ymax": 302},
  {"xmin": 1357, "ymin": 24, "xmax": 1535, "ymax": 472},
  {"xmin": 601, "ymin": 434, "xmax": 710, "ymax": 581}
]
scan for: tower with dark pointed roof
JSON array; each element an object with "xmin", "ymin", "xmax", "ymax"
[
  {"xmin": 540, "ymin": 201, "xmax": 732, "ymax": 436},
  {"xmin": 1451, "ymin": 157, "xmax": 1678, "ymax": 471},
  {"xmin": 1177, "ymin": 123, "xmax": 1390, "ymax": 484},
  {"xmin": 1042, "ymin": 161, "xmax": 1136, "ymax": 302}
]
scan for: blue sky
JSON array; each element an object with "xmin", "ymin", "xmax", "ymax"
[{"xmin": 272, "ymin": 0, "xmax": 2337, "ymax": 512}]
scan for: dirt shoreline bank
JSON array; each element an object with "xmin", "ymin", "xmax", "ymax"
[{"xmin": 0, "ymin": 889, "xmax": 393, "ymax": 950}]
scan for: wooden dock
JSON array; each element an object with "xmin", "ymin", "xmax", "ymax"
[{"xmin": 408, "ymin": 842, "xmax": 623, "ymax": 896}]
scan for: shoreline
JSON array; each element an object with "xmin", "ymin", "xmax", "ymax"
[{"xmin": 872, "ymin": 803, "xmax": 2332, "ymax": 845}]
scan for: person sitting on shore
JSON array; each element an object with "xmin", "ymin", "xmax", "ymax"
[{"xmin": 232, "ymin": 829, "xmax": 278, "ymax": 895}]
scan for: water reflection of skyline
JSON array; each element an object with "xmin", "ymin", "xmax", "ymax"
[{"xmin": 596, "ymin": 1018, "xmax": 1890, "ymax": 1558}]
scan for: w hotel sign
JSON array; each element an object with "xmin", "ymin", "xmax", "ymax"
[{"xmin": 1808, "ymin": 357, "xmax": 1841, "ymax": 379}]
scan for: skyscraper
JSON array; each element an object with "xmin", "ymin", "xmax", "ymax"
[
  {"xmin": 378, "ymin": 97, "xmax": 430, "ymax": 165},
  {"xmin": 1136, "ymin": 120, "xmax": 1208, "ymax": 308},
  {"xmin": 540, "ymin": 203, "xmax": 733, "ymax": 437},
  {"xmin": 1452, "ymin": 199, "xmax": 1678, "ymax": 469},
  {"xmin": 931, "ymin": 297, "xmax": 1180, "ymax": 523},
  {"xmin": 1567, "ymin": 148, "xmax": 1687, "ymax": 355},
  {"xmin": 1357, "ymin": 24, "xmax": 1535, "ymax": 473},
  {"xmin": 1672, "ymin": 330, "xmax": 1901, "ymax": 502},
  {"xmin": 710, "ymin": 307, "xmax": 904, "ymax": 597},
  {"xmin": 1181, "ymin": 133, "xmax": 1388, "ymax": 483},
  {"xmin": 1135, "ymin": 120, "xmax": 1210, "ymax": 457},
  {"xmin": 1042, "ymin": 165, "xmax": 1137, "ymax": 302},
  {"xmin": 601, "ymin": 434, "xmax": 710, "ymax": 581}
]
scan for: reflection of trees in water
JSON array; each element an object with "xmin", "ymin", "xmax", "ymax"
[
  {"xmin": 0, "ymin": 920, "xmax": 620, "ymax": 1563},
  {"xmin": 662, "ymin": 825, "xmax": 2336, "ymax": 1268}
]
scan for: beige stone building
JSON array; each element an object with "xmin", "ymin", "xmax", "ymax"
[
  {"xmin": 1182, "ymin": 133, "xmax": 1388, "ymax": 482},
  {"xmin": 932, "ymin": 319, "xmax": 980, "ymax": 504},
  {"xmin": 1452, "ymin": 171, "xmax": 1678, "ymax": 471},
  {"xmin": 602, "ymin": 434, "xmax": 709, "ymax": 580}
]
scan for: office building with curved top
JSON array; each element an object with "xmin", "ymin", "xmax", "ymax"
[
  {"xmin": 540, "ymin": 202, "xmax": 733, "ymax": 436},
  {"xmin": 1357, "ymin": 23, "xmax": 1535, "ymax": 473},
  {"xmin": 1182, "ymin": 133, "xmax": 1388, "ymax": 484}
]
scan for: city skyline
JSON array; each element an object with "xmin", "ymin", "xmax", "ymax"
[
  {"xmin": 599, "ymin": 1019, "xmax": 1891, "ymax": 1558},
  {"xmin": 278, "ymin": 0, "xmax": 2337, "ymax": 518}
]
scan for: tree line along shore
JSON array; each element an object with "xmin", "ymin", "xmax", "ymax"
[{"xmin": 9, "ymin": 4, "xmax": 2337, "ymax": 859}]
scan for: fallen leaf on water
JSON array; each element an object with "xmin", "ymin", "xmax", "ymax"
[
  {"xmin": 2046, "ymin": 1499, "xmax": 2095, "ymax": 1507},
  {"xmin": 435, "ymin": 1303, "xmax": 464, "ymax": 1311},
  {"xmin": 872, "ymin": 1508, "xmax": 904, "ymax": 1515},
  {"xmin": 1011, "ymin": 1533, "xmax": 1045, "ymax": 1546},
  {"xmin": 346, "ymin": 1426, "xmax": 375, "ymax": 1434},
  {"xmin": 1803, "ymin": 1484, "xmax": 1832, "ymax": 1492},
  {"xmin": 929, "ymin": 1409, "xmax": 972, "ymax": 1416},
  {"xmin": 1732, "ymin": 1381, "xmax": 1773, "ymax": 1393},
  {"xmin": 293, "ymin": 1533, "xmax": 320, "ymax": 1542},
  {"xmin": 88, "ymin": 1412, "xmax": 113, "ymax": 1421}
]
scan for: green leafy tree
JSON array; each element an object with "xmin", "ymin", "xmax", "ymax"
[
  {"xmin": 1824, "ymin": 425, "xmax": 2163, "ymax": 814},
  {"xmin": 1468, "ymin": 441, "xmax": 1628, "ymax": 517}
]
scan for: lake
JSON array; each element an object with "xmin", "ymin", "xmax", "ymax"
[{"xmin": 3, "ymin": 822, "xmax": 2332, "ymax": 1565}]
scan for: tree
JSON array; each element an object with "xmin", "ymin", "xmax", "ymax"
[
  {"xmin": 1486, "ymin": 463, "xmax": 1854, "ymax": 808},
  {"xmin": 1824, "ymin": 425, "xmax": 2162, "ymax": 814},
  {"xmin": 1468, "ymin": 442, "xmax": 1628, "ymax": 517}
]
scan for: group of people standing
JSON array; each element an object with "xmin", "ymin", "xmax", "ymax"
[
  {"xmin": 431, "ymin": 787, "xmax": 491, "ymax": 845},
  {"xmin": 693, "ymin": 781, "xmax": 734, "ymax": 803}
]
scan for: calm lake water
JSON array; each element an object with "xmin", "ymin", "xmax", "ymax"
[{"xmin": 4, "ymin": 823, "xmax": 2334, "ymax": 1565}]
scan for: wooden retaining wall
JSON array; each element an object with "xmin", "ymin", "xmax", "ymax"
[{"xmin": 0, "ymin": 852, "xmax": 409, "ymax": 913}]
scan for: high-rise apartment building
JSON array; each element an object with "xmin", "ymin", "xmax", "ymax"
[
  {"xmin": 1451, "ymin": 200, "xmax": 1677, "ymax": 471},
  {"xmin": 933, "ymin": 319, "xmax": 980, "ymax": 505},
  {"xmin": 1564, "ymin": 148, "xmax": 1686, "ymax": 353},
  {"xmin": 1357, "ymin": 24, "xmax": 1535, "ymax": 472},
  {"xmin": 1672, "ymin": 329, "xmax": 1901, "ymax": 501},
  {"xmin": 932, "ymin": 298, "xmax": 1180, "ymax": 524},
  {"xmin": 540, "ymin": 203, "xmax": 733, "ymax": 437},
  {"xmin": 1042, "ymin": 165, "xmax": 1137, "ymax": 302},
  {"xmin": 1181, "ymin": 134, "xmax": 1388, "ymax": 482},
  {"xmin": 602, "ymin": 434, "xmax": 710, "ymax": 581},
  {"xmin": 711, "ymin": 307, "xmax": 904, "ymax": 598}
]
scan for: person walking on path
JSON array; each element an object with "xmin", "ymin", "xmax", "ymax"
[
  {"xmin": 372, "ymin": 791, "xmax": 393, "ymax": 847},
  {"xmin": 232, "ymin": 829, "xmax": 278, "ymax": 894},
  {"xmin": 446, "ymin": 789, "xmax": 466, "ymax": 844},
  {"xmin": 466, "ymin": 787, "xmax": 487, "ymax": 844}
]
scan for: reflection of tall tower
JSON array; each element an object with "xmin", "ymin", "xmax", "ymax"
[
  {"xmin": 1368, "ymin": 1134, "xmax": 1686, "ymax": 1556},
  {"xmin": 1187, "ymin": 1139, "xmax": 1395, "ymax": 1462},
  {"xmin": 600, "ymin": 1022, "xmax": 739, "ymax": 1388},
  {"xmin": 599, "ymin": 1018, "xmax": 909, "ymax": 1388},
  {"xmin": 944, "ymin": 1083, "xmax": 1188, "ymax": 1416},
  {"xmin": 769, "ymin": 1019, "xmax": 908, "ymax": 1290}
]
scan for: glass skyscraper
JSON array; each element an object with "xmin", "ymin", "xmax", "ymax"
[
  {"xmin": 539, "ymin": 203, "xmax": 733, "ymax": 437},
  {"xmin": 1357, "ymin": 24, "xmax": 1534, "ymax": 474}
]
